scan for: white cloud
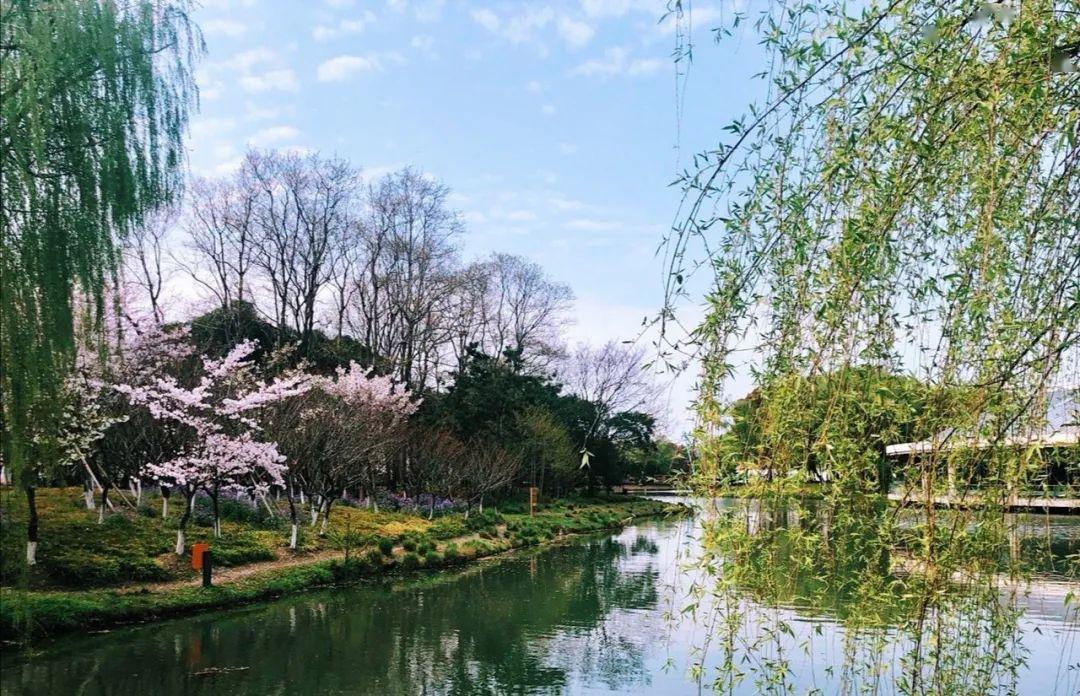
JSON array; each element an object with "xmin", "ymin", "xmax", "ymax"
[
  {"xmin": 312, "ymin": 11, "xmax": 375, "ymax": 41},
  {"xmin": 558, "ymin": 17, "xmax": 595, "ymax": 47},
  {"xmin": 413, "ymin": 0, "xmax": 445, "ymax": 22},
  {"xmin": 210, "ymin": 48, "xmax": 300, "ymax": 94},
  {"xmin": 525, "ymin": 79, "xmax": 542, "ymax": 93},
  {"xmin": 190, "ymin": 116, "xmax": 237, "ymax": 140},
  {"xmin": 244, "ymin": 103, "xmax": 285, "ymax": 121},
  {"xmin": 471, "ymin": 8, "xmax": 500, "ymax": 33},
  {"xmin": 196, "ymin": 68, "xmax": 226, "ymax": 101},
  {"xmin": 541, "ymin": 103, "xmax": 556, "ymax": 116},
  {"xmin": 655, "ymin": 4, "xmax": 728, "ymax": 36},
  {"xmin": 225, "ymin": 47, "xmax": 277, "ymax": 72},
  {"xmin": 411, "ymin": 35, "xmax": 435, "ymax": 54},
  {"xmin": 471, "ymin": 6, "xmax": 555, "ymax": 45},
  {"xmin": 570, "ymin": 46, "xmax": 663, "ymax": 77},
  {"xmin": 579, "ymin": 0, "xmax": 652, "ymax": 18},
  {"xmin": 203, "ymin": 19, "xmax": 248, "ymax": 37},
  {"xmin": 239, "ymin": 69, "xmax": 299, "ymax": 93},
  {"xmin": 317, "ymin": 54, "xmax": 381, "ymax": 81},
  {"xmin": 558, "ymin": 142, "xmax": 579, "ymax": 154},
  {"xmin": 548, "ymin": 195, "xmax": 588, "ymax": 211},
  {"xmin": 567, "ymin": 218, "xmax": 621, "ymax": 231},
  {"xmin": 324, "ymin": 0, "xmax": 355, "ymax": 7},
  {"xmin": 386, "ymin": 0, "xmax": 441, "ymax": 19},
  {"xmin": 247, "ymin": 125, "xmax": 302, "ymax": 146}
]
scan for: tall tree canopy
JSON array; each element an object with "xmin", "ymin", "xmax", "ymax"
[
  {"xmin": 0, "ymin": 0, "xmax": 202, "ymax": 474},
  {"xmin": 667, "ymin": 0, "xmax": 1079, "ymax": 487}
]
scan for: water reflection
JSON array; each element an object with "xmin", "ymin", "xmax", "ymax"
[
  {"xmin": 1, "ymin": 501, "xmax": 1076, "ymax": 695},
  {"xmin": 693, "ymin": 497, "xmax": 1079, "ymax": 694},
  {"xmin": 1, "ymin": 533, "xmax": 666, "ymax": 695}
]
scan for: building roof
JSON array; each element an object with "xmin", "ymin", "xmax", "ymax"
[{"xmin": 885, "ymin": 388, "xmax": 1079, "ymax": 456}]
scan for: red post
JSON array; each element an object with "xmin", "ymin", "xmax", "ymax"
[{"xmin": 191, "ymin": 542, "xmax": 209, "ymax": 570}]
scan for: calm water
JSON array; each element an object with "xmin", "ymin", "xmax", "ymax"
[{"xmin": 2, "ymin": 500, "xmax": 1078, "ymax": 695}]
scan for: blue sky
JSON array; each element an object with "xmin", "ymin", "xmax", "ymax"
[{"xmin": 185, "ymin": 0, "xmax": 763, "ymax": 433}]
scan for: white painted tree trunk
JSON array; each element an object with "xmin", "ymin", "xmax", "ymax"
[
  {"xmin": 0, "ymin": 465, "xmax": 7, "ymax": 485},
  {"xmin": 26, "ymin": 541, "xmax": 38, "ymax": 565},
  {"xmin": 299, "ymin": 490, "xmax": 305, "ymax": 505},
  {"xmin": 213, "ymin": 518, "xmax": 221, "ymax": 538},
  {"xmin": 136, "ymin": 479, "xmax": 142, "ymax": 505},
  {"xmin": 84, "ymin": 489, "xmax": 96, "ymax": 510},
  {"xmin": 162, "ymin": 497, "xmax": 169, "ymax": 519},
  {"xmin": 175, "ymin": 530, "xmax": 186, "ymax": 555},
  {"xmin": 290, "ymin": 524, "xmax": 298, "ymax": 549},
  {"xmin": 98, "ymin": 505, "xmax": 105, "ymax": 524},
  {"xmin": 310, "ymin": 497, "xmax": 320, "ymax": 527},
  {"xmin": 320, "ymin": 515, "xmax": 328, "ymax": 535}
]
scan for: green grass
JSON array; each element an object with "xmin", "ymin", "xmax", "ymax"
[{"xmin": 0, "ymin": 487, "xmax": 686, "ymax": 640}]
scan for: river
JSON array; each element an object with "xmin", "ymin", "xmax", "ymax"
[{"xmin": 2, "ymin": 499, "xmax": 1077, "ymax": 694}]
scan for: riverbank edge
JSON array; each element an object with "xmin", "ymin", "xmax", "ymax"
[{"xmin": 0, "ymin": 498, "xmax": 690, "ymax": 643}]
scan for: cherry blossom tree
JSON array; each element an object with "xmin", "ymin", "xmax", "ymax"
[
  {"xmin": 81, "ymin": 318, "xmax": 196, "ymax": 522},
  {"xmin": 118, "ymin": 340, "xmax": 311, "ymax": 553},
  {"xmin": 264, "ymin": 361, "xmax": 418, "ymax": 547}
]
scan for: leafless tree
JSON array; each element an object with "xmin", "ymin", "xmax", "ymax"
[
  {"xmin": 457, "ymin": 439, "xmax": 521, "ymax": 515},
  {"xmin": 246, "ymin": 149, "xmax": 360, "ymax": 343},
  {"xmin": 560, "ymin": 341, "xmax": 662, "ymax": 447},
  {"xmin": 408, "ymin": 427, "xmax": 467, "ymax": 518},
  {"xmin": 177, "ymin": 175, "xmax": 257, "ymax": 313},
  {"xmin": 123, "ymin": 207, "xmax": 176, "ymax": 323},
  {"xmin": 474, "ymin": 252, "xmax": 573, "ymax": 366},
  {"xmin": 347, "ymin": 168, "xmax": 462, "ymax": 388}
]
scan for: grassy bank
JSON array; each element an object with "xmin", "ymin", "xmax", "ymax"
[{"xmin": 0, "ymin": 487, "xmax": 685, "ymax": 640}]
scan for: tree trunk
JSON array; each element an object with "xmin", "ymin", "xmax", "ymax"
[
  {"xmin": 161, "ymin": 485, "xmax": 171, "ymax": 519},
  {"xmin": 287, "ymin": 477, "xmax": 300, "ymax": 549},
  {"xmin": 286, "ymin": 480, "xmax": 299, "ymax": 550},
  {"xmin": 98, "ymin": 484, "xmax": 111, "ymax": 524},
  {"xmin": 176, "ymin": 494, "xmax": 192, "ymax": 555},
  {"xmin": 320, "ymin": 498, "xmax": 332, "ymax": 536},
  {"xmin": 84, "ymin": 483, "xmax": 96, "ymax": 510},
  {"xmin": 26, "ymin": 487, "xmax": 39, "ymax": 566},
  {"xmin": 428, "ymin": 494, "xmax": 435, "ymax": 520},
  {"xmin": 211, "ymin": 490, "xmax": 221, "ymax": 538}
]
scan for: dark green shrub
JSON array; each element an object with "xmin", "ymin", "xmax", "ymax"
[
  {"xmin": 401, "ymin": 538, "xmax": 417, "ymax": 552},
  {"xmin": 424, "ymin": 550, "xmax": 441, "ymax": 566},
  {"xmin": 401, "ymin": 552, "xmax": 420, "ymax": 569},
  {"xmin": 377, "ymin": 537, "xmax": 394, "ymax": 556},
  {"xmin": 365, "ymin": 549, "xmax": 384, "ymax": 567},
  {"xmin": 464, "ymin": 509, "xmax": 503, "ymax": 531},
  {"xmin": 429, "ymin": 517, "xmax": 467, "ymax": 540}
]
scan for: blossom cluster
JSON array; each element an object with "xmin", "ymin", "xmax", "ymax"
[{"xmin": 118, "ymin": 340, "xmax": 313, "ymax": 495}]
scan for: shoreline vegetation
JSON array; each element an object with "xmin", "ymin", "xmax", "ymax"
[{"xmin": 0, "ymin": 487, "xmax": 686, "ymax": 642}]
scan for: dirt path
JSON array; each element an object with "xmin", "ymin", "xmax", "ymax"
[
  {"xmin": 114, "ymin": 530, "xmax": 496, "ymax": 595},
  {"xmin": 113, "ymin": 548, "xmax": 345, "ymax": 594}
]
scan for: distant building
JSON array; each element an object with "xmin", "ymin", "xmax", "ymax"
[{"xmin": 886, "ymin": 388, "xmax": 1078, "ymax": 487}]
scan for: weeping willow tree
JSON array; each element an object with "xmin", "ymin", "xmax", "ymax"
[
  {"xmin": 666, "ymin": 0, "xmax": 1079, "ymax": 692},
  {"xmin": 0, "ymin": 0, "xmax": 201, "ymax": 563}
]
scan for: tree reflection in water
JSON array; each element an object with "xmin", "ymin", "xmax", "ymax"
[
  {"xmin": 3, "ymin": 506, "xmax": 1076, "ymax": 695},
  {"xmin": 686, "ymin": 496, "xmax": 1079, "ymax": 695},
  {"xmin": 2, "ymin": 533, "xmax": 664, "ymax": 695}
]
